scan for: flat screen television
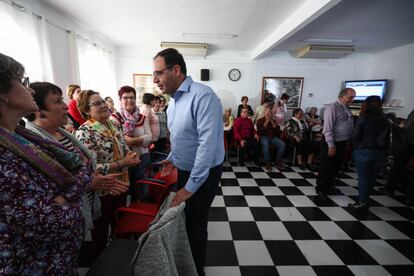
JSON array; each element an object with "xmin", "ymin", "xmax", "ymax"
[{"xmin": 344, "ymin": 79, "xmax": 388, "ymax": 103}]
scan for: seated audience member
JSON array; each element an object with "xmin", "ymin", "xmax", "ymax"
[
  {"xmin": 153, "ymin": 96, "xmax": 169, "ymax": 153},
  {"xmin": 349, "ymin": 96, "xmax": 390, "ymax": 211},
  {"xmin": 305, "ymin": 106, "xmax": 323, "ymax": 141},
  {"xmin": 25, "ymin": 81, "xmax": 128, "ymax": 254},
  {"xmin": 252, "ymin": 98, "xmax": 271, "ymax": 124},
  {"xmin": 0, "ymin": 53, "xmax": 90, "ymax": 274},
  {"xmin": 257, "ymin": 108, "xmax": 286, "ymax": 171},
  {"xmin": 105, "ymin": 96, "xmax": 118, "ymax": 113},
  {"xmin": 237, "ymin": 96, "xmax": 254, "ymax": 118},
  {"xmin": 110, "ymin": 85, "xmax": 152, "ymax": 202},
  {"xmin": 76, "ymin": 90, "xmax": 140, "ymax": 258},
  {"xmin": 272, "ymin": 93, "xmax": 290, "ymax": 125},
  {"xmin": 233, "ymin": 107, "xmax": 260, "ymax": 166},
  {"xmin": 67, "ymin": 84, "xmax": 85, "ymax": 130},
  {"xmin": 223, "ymin": 107, "xmax": 235, "ymax": 131},
  {"xmin": 285, "ymin": 108, "xmax": 319, "ymax": 171},
  {"xmin": 141, "ymin": 93, "xmax": 160, "ymax": 142}
]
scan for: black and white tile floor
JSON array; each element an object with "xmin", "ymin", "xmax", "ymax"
[
  {"xmin": 204, "ymin": 160, "xmax": 414, "ymax": 276},
  {"xmin": 79, "ymin": 159, "xmax": 414, "ymax": 276}
]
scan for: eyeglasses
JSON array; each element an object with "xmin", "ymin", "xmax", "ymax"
[
  {"xmin": 21, "ymin": 77, "xmax": 30, "ymax": 88},
  {"xmin": 153, "ymin": 66, "xmax": 173, "ymax": 78},
  {"xmin": 88, "ymin": 100, "xmax": 106, "ymax": 107},
  {"xmin": 121, "ymin": 96, "xmax": 136, "ymax": 101}
]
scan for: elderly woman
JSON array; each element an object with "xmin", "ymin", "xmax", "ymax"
[
  {"xmin": 24, "ymin": 82, "xmax": 129, "ymax": 251},
  {"xmin": 285, "ymin": 108, "xmax": 319, "ymax": 171},
  {"xmin": 223, "ymin": 107, "xmax": 235, "ymax": 131},
  {"xmin": 153, "ymin": 95, "xmax": 169, "ymax": 153},
  {"xmin": 76, "ymin": 90, "xmax": 139, "ymax": 258},
  {"xmin": 140, "ymin": 92, "xmax": 160, "ymax": 142},
  {"xmin": 67, "ymin": 84, "xmax": 85, "ymax": 130},
  {"xmin": 110, "ymin": 86, "xmax": 152, "ymax": 202},
  {"xmin": 237, "ymin": 96, "xmax": 254, "ymax": 118},
  {"xmin": 105, "ymin": 96, "xmax": 118, "ymax": 113},
  {"xmin": 0, "ymin": 53, "xmax": 91, "ymax": 274}
]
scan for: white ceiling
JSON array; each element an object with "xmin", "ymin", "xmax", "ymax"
[{"xmin": 39, "ymin": 0, "xmax": 414, "ymax": 58}]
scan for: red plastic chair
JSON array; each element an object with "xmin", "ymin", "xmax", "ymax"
[{"xmin": 112, "ymin": 168, "xmax": 178, "ymax": 237}]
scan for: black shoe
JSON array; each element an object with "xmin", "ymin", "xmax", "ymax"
[
  {"xmin": 348, "ymin": 202, "xmax": 369, "ymax": 211},
  {"xmin": 298, "ymin": 163, "xmax": 306, "ymax": 171},
  {"xmin": 317, "ymin": 190, "xmax": 328, "ymax": 201},
  {"xmin": 326, "ymin": 186, "xmax": 341, "ymax": 194},
  {"xmin": 306, "ymin": 163, "xmax": 318, "ymax": 171},
  {"xmin": 377, "ymin": 186, "xmax": 395, "ymax": 197}
]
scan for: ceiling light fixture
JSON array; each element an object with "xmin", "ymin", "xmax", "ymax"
[{"xmin": 182, "ymin": 33, "xmax": 237, "ymax": 39}]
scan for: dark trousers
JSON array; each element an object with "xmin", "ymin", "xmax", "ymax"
[
  {"xmin": 177, "ymin": 164, "xmax": 222, "ymax": 276},
  {"xmin": 91, "ymin": 194, "xmax": 126, "ymax": 260},
  {"xmin": 385, "ymin": 150, "xmax": 410, "ymax": 193},
  {"xmin": 240, "ymin": 137, "xmax": 260, "ymax": 163},
  {"xmin": 128, "ymin": 153, "xmax": 151, "ymax": 202},
  {"xmin": 316, "ymin": 140, "xmax": 348, "ymax": 192}
]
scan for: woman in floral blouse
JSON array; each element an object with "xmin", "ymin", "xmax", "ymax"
[
  {"xmin": 0, "ymin": 53, "xmax": 90, "ymax": 274},
  {"xmin": 76, "ymin": 90, "xmax": 140, "ymax": 258}
]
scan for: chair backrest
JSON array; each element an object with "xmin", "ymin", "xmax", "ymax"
[{"xmin": 153, "ymin": 168, "xmax": 178, "ymax": 187}]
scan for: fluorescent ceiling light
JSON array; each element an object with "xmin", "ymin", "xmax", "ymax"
[
  {"xmin": 303, "ymin": 38, "xmax": 353, "ymax": 44},
  {"xmin": 182, "ymin": 33, "xmax": 237, "ymax": 39}
]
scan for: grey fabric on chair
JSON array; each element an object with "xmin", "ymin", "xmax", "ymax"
[{"xmin": 131, "ymin": 193, "xmax": 197, "ymax": 276}]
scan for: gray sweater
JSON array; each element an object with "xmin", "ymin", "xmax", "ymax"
[{"xmin": 131, "ymin": 193, "xmax": 197, "ymax": 276}]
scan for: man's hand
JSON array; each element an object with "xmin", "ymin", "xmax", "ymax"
[
  {"xmin": 328, "ymin": 147, "xmax": 337, "ymax": 157},
  {"xmin": 254, "ymin": 134, "xmax": 259, "ymax": 141},
  {"xmin": 240, "ymin": 140, "xmax": 247, "ymax": 148},
  {"xmin": 171, "ymin": 187, "xmax": 193, "ymax": 207},
  {"xmin": 160, "ymin": 159, "xmax": 175, "ymax": 177}
]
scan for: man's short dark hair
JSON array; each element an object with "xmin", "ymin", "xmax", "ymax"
[
  {"xmin": 25, "ymin": 82, "xmax": 62, "ymax": 121},
  {"xmin": 154, "ymin": 48, "xmax": 187, "ymax": 76}
]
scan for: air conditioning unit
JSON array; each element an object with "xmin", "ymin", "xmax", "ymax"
[
  {"xmin": 296, "ymin": 45, "xmax": 355, "ymax": 58},
  {"xmin": 160, "ymin": 42, "xmax": 208, "ymax": 57}
]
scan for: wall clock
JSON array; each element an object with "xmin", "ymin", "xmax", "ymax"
[{"xmin": 228, "ymin": 68, "xmax": 241, "ymax": 81}]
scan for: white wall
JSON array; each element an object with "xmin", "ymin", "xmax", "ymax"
[{"xmin": 364, "ymin": 43, "xmax": 414, "ymax": 117}]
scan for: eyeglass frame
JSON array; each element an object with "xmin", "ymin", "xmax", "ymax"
[
  {"xmin": 121, "ymin": 96, "xmax": 136, "ymax": 101},
  {"xmin": 153, "ymin": 65, "xmax": 174, "ymax": 78},
  {"xmin": 88, "ymin": 100, "xmax": 107, "ymax": 107},
  {"xmin": 21, "ymin": 77, "xmax": 30, "ymax": 88}
]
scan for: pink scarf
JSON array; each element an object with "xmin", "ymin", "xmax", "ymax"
[{"xmin": 119, "ymin": 106, "xmax": 141, "ymax": 136}]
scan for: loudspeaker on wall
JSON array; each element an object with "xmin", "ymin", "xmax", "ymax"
[{"xmin": 200, "ymin": 69, "xmax": 210, "ymax": 81}]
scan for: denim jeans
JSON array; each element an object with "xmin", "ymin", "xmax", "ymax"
[
  {"xmin": 354, "ymin": 149, "xmax": 385, "ymax": 203},
  {"xmin": 260, "ymin": 136, "xmax": 286, "ymax": 162}
]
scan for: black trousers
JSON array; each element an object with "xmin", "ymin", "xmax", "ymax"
[
  {"xmin": 316, "ymin": 140, "xmax": 348, "ymax": 192},
  {"xmin": 177, "ymin": 164, "xmax": 222, "ymax": 276},
  {"xmin": 240, "ymin": 137, "xmax": 260, "ymax": 163},
  {"xmin": 385, "ymin": 150, "xmax": 410, "ymax": 193}
]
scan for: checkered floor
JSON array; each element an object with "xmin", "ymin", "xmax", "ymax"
[
  {"xmin": 79, "ymin": 159, "xmax": 414, "ymax": 276},
  {"xmin": 203, "ymin": 160, "xmax": 414, "ymax": 276}
]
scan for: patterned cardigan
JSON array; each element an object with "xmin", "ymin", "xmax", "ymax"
[{"xmin": 285, "ymin": 118, "xmax": 311, "ymax": 141}]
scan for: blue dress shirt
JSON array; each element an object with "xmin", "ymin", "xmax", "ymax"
[{"xmin": 166, "ymin": 76, "xmax": 224, "ymax": 193}]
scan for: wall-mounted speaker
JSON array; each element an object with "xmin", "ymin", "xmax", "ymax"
[{"xmin": 200, "ymin": 69, "xmax": 210, "ymax": 81}]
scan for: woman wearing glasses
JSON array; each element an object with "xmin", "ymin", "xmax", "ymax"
[
  {"xmin": 75, "ymin": 90, "xmax": 140, "ymax": 258},
  {"xmin": 110, "ymin": 86, "xmax": 152, "ymax": 202},
  {"xmin": 0, "ymin": 53, "xmax": 91, "ymax": 274}
]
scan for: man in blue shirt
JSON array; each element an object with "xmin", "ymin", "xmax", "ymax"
[{"xmin": 153, "ymin": 48, "xmax": 224, "ymax": 276}]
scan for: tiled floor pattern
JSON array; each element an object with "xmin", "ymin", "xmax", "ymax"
[
  {"xmin": 204, "ymin": 160, "xmax": 414, "ymax": 276},
  {"xmin": 79, "ymin": 160, "xmax": 414, "ymax": 276}
]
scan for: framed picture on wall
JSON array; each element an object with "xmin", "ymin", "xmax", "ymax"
[
  {"xmin": 261, "ymin": 77, "xmax": 304, "ymax": 108},
  {"xmin": 133, "ymin": 74, "xmax": 162, "ymax": 102}
]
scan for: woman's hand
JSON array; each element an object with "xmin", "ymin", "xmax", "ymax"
[
  {"xmin": 121, "ymin": 152, "xmax": 140, "ymax": 168},
  {"xmin": 53, "ymin": 195, "xmax": 66, "ymax": 205},
  {"xmin": 90, "ymin": 172, "xmax": 129, "ymax": 195}
]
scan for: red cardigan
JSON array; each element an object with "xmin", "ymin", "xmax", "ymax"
[
  {"xmin": 233, "ymin": 117, "xmax": 256, "ymax": 142},
  {"xmin": 68, "ymin": 99, "xmax": 86, "ymax": 126}
]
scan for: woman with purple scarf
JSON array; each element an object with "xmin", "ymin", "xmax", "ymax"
[
  {"xmin": 0, "ymin": 53, "xmax": 91, "ymax": 274},
  {"xmin": 110, "ymin": 85, "xmax": 152, "ymax": 202}
]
